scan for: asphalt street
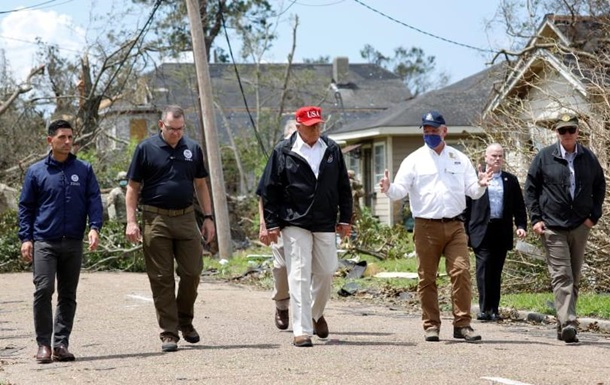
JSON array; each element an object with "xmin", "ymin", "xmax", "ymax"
[{"xmin": 1, "ymin": 272, "xmax": 610, "ymax": 385}]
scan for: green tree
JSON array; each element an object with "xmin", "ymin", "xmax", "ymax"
[
  {"xmin": 131, "ymin": 0, "xmax": 274, "ymax": 62},
  {"xmin": 360, "ymin": 44, "xmax": 449, "ymax": 96}
]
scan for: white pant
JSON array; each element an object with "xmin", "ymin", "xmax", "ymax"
[{"xmin": 282, "ymin": 226, "xmax": 338, "ymax": 337}]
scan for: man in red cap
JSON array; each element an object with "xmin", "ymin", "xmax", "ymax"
[{"xmin": 259, "ymin": 106, "xmax": 352, "ymax": 347}]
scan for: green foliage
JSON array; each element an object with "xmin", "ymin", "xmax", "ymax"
[
  {"xmin": 83, "ymin": 220, "xmax": 145, "ymax": 272},
  {"xmin": 349, "ymin": 206, "xmax": 413, "ymax": 260},
  {"xmin": 359, "ymin": 44, "xmax": 449, "ymax": 96},
  {"xmin": 0, "ymin": 210, "xmax": 28, "ymax": 272}
]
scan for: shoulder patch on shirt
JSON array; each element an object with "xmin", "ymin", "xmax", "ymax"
[{"xmin": 327, "ymin": 154, "xmax": 334, "ymax": 163}]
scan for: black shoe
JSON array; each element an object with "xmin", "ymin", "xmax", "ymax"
[
  {"xmin": 561, "ymin": 325, "xmax": 579, "ymax": 343},
  {"xmin": 180, "ymin": 325, "xmax": 200, "ymax": 344},
  {"xmin": 490, "ymin": 313, "xmax": 503, "ymax": 321},
  {"xmin": 477, "ymin": 313, "xmax": 491, "ymax": 321}
]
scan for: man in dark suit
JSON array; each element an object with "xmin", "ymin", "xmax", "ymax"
[{"xmin": 465, "ymin": 143, "xmax": 527, "ymax": 321}]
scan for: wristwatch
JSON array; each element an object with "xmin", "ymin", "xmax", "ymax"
[{"xmin": 202, "ymin": 214, "xmax": 214, "ymax": 221}]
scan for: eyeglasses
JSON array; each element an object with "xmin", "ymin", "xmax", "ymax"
[
  {"xmin": 161, "ymin": 122, "xmax": 185, "ymax": 132},
  {"xmin": 557, "ymin": 126, "xmax": 577, "ymax": 135}
]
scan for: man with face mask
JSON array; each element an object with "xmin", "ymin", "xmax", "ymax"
[
  {"xmin": 380, "ymin": 110, "xmax": 493, "ymax": 342},
  {"xmin": 107, "ymin": 171, "xmax": 128, "ymax": 225}
]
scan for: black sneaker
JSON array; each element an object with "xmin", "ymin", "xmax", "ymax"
[{"xmin": 453, "ymin": 326, "xmax": 482, "ymax": 342}]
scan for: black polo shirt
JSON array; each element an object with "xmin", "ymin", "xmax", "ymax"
[{"xmin": 127, "ymin": 133, "xmax": 209, "ymax": 209}]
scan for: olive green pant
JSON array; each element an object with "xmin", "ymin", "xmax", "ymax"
[{"xmin": 142, "ymin": 210, "xmax": 203, "ymax": 340}]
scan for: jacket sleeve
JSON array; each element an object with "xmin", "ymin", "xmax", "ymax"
[
  {"xmin": 337, "ymin": 149, "xmax": 353, "ymax": 224},
  {"xmin": 260, "ymin": 148, "xmax": 283, "ymax": 229},
  {"xmin": 511, "ymin": 175, "xmax": 528, "ymax": 230},
  {"xmin": 18, "ymin": 168, "xmax": 36, "ymax": 242},
  {"xmin": 86, "ymin": 165, "xmax": 104, "ymax": 231},
  {"xmin": 590, "ymin": 153, "xmax": 606, "ymax": 224},
  {"xmin": 524, "ymin": 154, "xmax": 543, "ymax": 225}
]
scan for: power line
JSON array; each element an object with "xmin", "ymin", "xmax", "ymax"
[
  {"xmin": 219, "ymin": 2, "xmax": 269, "ymax": 159},
  {"xmin": 351, "ymin": 0, "xmax": 497, "ymax": 54},
  {"xmin": 0, "ymin": 0, "xmax": 71, "ymax": 15}
]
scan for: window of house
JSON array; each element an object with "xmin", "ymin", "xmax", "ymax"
[
  {"xmin": 373, "ymin": 143, "xmax": 385, "ymax": 185},
  {"xmin": 348, "ymin": 153, "xmax": 360, "ymax": 176}
]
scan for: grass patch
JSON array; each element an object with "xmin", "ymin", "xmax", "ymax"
[{"xmin": 501, "ymin": 292, "xmax": 610, "ymax": 319}]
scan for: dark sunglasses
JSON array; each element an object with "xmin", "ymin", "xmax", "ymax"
[{"xmin": 557, "ymin": 126, "xmax": 577, "ymax": 135}]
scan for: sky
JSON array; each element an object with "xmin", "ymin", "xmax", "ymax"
[{"xmin": 0, "ymin": 0, "xmax": 510, "ymax": 86}]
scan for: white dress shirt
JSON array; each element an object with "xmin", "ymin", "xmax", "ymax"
[
  {"xmin": 386, "ymin": 144, "xmax": 485, "ymax": 218},
  {"xmin": 292, "ymin": 133, "xmax": 327, "ymax": 178}
]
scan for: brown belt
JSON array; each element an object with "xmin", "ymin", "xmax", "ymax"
[
  {"xmin": 142, "ymin": 205, "xmax": 194, "ymax": 217},
  {"xmin": 415, "ymin": 216, "xmax": 462, "ymax": 223}
]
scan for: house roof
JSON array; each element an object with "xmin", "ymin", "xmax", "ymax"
[
  {"xmin": 149, "ymin": 61, "xmax": 410, "ymax": 114},
  {"xmin": 146, "ymin": 60, "xmax": 411, "ymax": 142},
  {"xmin": 331, "ymin": 63, "xmax": 508, "ymax": 136},
  {"xmin": 485, "ymin": 14, "xmax": 607, "ymax": 115}
]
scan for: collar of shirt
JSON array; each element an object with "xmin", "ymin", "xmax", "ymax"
[
  {"xmin": 560, "ymin": 143, "xmax": 578, "ymax": 159},
  {"xmin": 292, "ymin": 133, "xmax": 327, "ymax": 177}
]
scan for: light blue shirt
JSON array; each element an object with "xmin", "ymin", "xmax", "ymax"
[
  {"xmin": 488, "ymin": 172, "xmax": 504, "ymax": 219},
  {"xmin": 560, "ymin": 145, "xmax": 577, "ymax": 199}
]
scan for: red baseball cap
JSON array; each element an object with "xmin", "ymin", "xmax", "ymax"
[{"xmin": 295, "ymin": 106, "xmax": 324, "ymax": 126}]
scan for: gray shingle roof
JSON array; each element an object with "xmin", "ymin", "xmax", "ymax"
[{"xmin": 331, "ymin": 63, "xmax": 508, "ymax": 133}]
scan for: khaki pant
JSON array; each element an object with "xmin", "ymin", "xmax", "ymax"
[
  {"xmin": 271, "ymin": 238, "xmax": 290, "ymax": 310},
  {"xmin": 142, "ymin": 209, "xmax": 203, "ymax": 340},
  {"xmin": 282, "ymin": 226, "xmax": 337, "ymax": 337},
  {"xmin": 540, "ymin": 223, "xmax": 590, "ymax": 327},
  {"xmin": 414, "ymin": 218, "xmax": 472, "ymax": 331}
]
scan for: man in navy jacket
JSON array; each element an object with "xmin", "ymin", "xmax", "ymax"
[
  {"xmin": 259, "ymin": 106, "xmax": 352, "ymax": 347},
  {"xmin": 19, "ymin": 119, "xmax": 103, "ymax": 363}
]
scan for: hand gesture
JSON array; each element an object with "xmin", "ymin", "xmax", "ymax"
[
  {"xmin": 477, "ymin": 164, "xmax": 494, "ymax": 187},
  {"xmin": 379, "ymin": 169, "xmax": 390, "ymax": 193}
]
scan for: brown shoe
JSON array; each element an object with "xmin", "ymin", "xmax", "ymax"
[
  {"xmin": 180, "ymin": 325, "xmax": 200, "ymax": 344},
  {"xmin": 275, "ymin": 308, "xmax": 289, "ymax": 330},
  {"xmin": 52, "ymin": 345, "xmax": 75, "ymax": 362},
  {"xmin": 313, "ymin": 316, "xmax": 329, "ymax": 338},
  {"xmin": 36, "ymin": 345, "xmax": 52, "ymax": 364},
  {"xmin": 293, "ymin": 336, "xmax": 313, "ymax": 347}
]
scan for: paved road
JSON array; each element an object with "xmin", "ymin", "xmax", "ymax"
[{"xmin": 1, "ymin": 272, "xmax": 610, "ymax": 385}]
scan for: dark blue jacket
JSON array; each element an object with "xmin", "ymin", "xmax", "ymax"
[
  {"xmin": 259, "ymin": 132, "xmax": 352, "ymax": 232},
  {"xmin": 18, "ymin": 152, "xmax": 103, "ymax": 242}
]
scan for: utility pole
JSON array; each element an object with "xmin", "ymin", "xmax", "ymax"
[{"xmin": 185, "ymin": 0, "xmax": 233, "ymax": 258}]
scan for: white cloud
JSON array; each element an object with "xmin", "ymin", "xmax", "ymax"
[{"xmin": 0, "ymin": 8, "xmax": 86, "ymax": 81}]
